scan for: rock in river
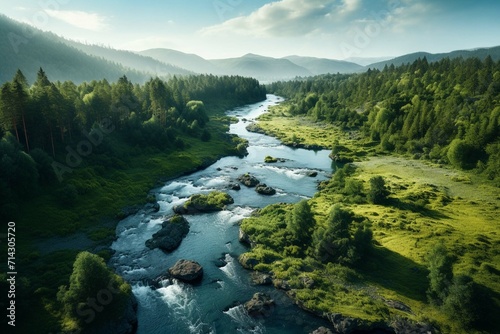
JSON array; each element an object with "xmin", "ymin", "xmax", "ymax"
[
  {"xmin": 238, "ymin": 173, "xmax": 260, "ymax": 187},
  {"xmin": 244, "ymin": 292, "xmax": 275, "ymax": 317},
  {"xmin": 173, "ymin": 191, "xmax": 234, "ymax": 214},
  {"xmin": 255, "ymin": 183, "xmax": 276, "ymax": 196},
  {"xmin": 168, "ymin": 259, "xmax": 204, "ymax": 283},
  {"xmin": 145, "ymin": 215, "xmax": 189, "ymax": 252}
]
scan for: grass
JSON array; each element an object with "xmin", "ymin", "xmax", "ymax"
[{"xmin": 239, "ymin": 105, "xmax": 500, "ymax": 334}]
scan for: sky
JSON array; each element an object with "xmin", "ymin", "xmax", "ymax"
[{"xmin": 1, "ymin": 0, "xmax": 499, "ymax": 60}]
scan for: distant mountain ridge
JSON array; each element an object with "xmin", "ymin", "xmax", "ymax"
[
  {"xmin": 1, "ymin": 14, "xmax": 500, "ymax": 85},
  {"xmin": 64, "ymin": 41, "xmax": 193, "ymax": 77},
  {"xmin": 283, "ymin": 55, "xmax": 363, "ymax": 75},
  {"xmin": 367, "ymin": 46, "xmax": 500, "ymax": 70},
  {"xmin": 139, "ymin": 48, "xmax": 222, "ymax": 75}
]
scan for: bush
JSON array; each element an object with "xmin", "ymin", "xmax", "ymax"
[
  {"xmin": 442, "ymin": 275, "xmax": 479, "ymax": 328},
  {"xmin": 447, "ymin": 139, "xmax": 475, "ymax": 169},
  {"xmin": 57, "ymin": 252, "xmax": 131, "ymax": 331},
  {"xmin": 368, "ymin": 176, "xmax": 389, "ymax": 204}
]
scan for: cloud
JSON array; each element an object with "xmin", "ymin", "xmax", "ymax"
[
  {"xmin": 45, "ymin": 10, "xmax": 109, "ymax": 31},
  {"xmin": 201, "ymin": 0, "xmax": 340, "ymax": 37}
]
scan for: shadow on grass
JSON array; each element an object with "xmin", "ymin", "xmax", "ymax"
[
  {"xmin": 357, "ymin": 245, "xmax": 429, "ymax": 302},
  {"xmin": 387, "ymin": 198, "xmax": 450, "ymax": 220}
]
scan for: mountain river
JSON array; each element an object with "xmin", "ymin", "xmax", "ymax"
[{"xmin": 110, "ymin": 94, "xmax": 335, "ymax": 333}]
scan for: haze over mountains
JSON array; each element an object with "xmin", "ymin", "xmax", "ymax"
[{"xmin": 1, "ymin": 15, "xmax": 499, "ymax": 84}]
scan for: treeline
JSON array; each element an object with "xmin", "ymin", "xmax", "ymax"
[
  {"xmin": 269, "ymin": 56, "xmax": 500, "ymax": 181},
  {"xmin": 0, "ymin": 69, "xmax": 266, "ymax": 218}
]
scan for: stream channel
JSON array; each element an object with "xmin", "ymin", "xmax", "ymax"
[{"xmin": 110, "ymin": 94, "xmax": 335, "ymax": 333}]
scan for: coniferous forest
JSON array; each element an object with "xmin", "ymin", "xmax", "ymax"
[{"xmin": 269, "ymin": 56, "xmax": 500, "ymax": 181}]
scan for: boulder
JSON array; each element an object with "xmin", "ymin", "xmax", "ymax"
[
  {"xmin": 173, "ymin": 191, "xmax": 234, "ymax": 214},
  {"xmin": 168, "ymin": 259, "xmax": 203, "ymax": 283},
  {"xmin": 228, "ymin": 183, "xmax": 241, "ymax": 191},
  {"xmin": 310, "ymin": 327, "xmax": 334, "ymax": 334},
  {"xmin": 145, "ymin": 215, "xmax": 189, "ymax": 252},
  {"xmin": 264, "ymin": 155, "xmax": 278, "ymax": 163},
  {"xmin": 238, "ymin": 228, "xmax": 251, "ymax": 245},
  {"xmin": 307, "ymin": 171, "xmax": 318, "ymax": 177},
  {"xmin": 238, "ymin": 173, "xmax": 260, "ymax": 187},
  {"xmin": 255, "ymin": 183, "xmax": 276, "ymax": 196},
  {"xmin": 244, "ymin": 292, "xmax": 275, "ymax": 317}
]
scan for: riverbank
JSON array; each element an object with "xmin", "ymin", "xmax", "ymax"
[
  {"xmin": 10, "ymin": 104, "xmax": 253, "ymax": 334},
  {"xmin": 240, "ymin": 103, "xmax": 500, "ymax": 333}
]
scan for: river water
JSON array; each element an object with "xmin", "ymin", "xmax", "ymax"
[{"xmin": 110, "ymin": 95, "xmax": 334, "ymax": 334}]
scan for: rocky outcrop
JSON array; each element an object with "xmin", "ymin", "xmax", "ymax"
[
  {"xmin": 244, "ymin": 292, "xmax": 275, "ymax": 317},
  {"xmin": 300, "ymin": 276, "xmax": 315, "ymax": 289},
  {"xmin": 310, "ymin": 327, "xmax": 334, "ymax": 334},
  {"xmin": 173, "ymin": 191, "xmax": 234, "ymax": 214},
  {"xmin": 250, "ymin": 272, "xmax": 273, "ymax": 285},
  {"xmin": 238, "ymin": 228, "xmax": 252, "ymax": 245},
  {"xmin": 255, "ymin": 183, "xmax": 276, "ymax": 196},
  {"xmin": 145, "ymin": 215, "xmax": 189, "ymax": 252},
  {"xmin": 273, "ymin": 279, "xmax": 290, "ymax": 291},
  {"xmin": 239, "ymin": 253, "xmax": 260, "ymax": 269},
  {"xmin": 238, "ymin": 173, "xmax": 260, "ymax": 187},
  {"xmin": 168, "ymin": 259, "xmax": 203, "ymax": 283}
]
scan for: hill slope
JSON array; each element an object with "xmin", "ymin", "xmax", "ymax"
[
  {"xmin": 0, "ymin": 15, "xmax": 148, "ymax": 84},
  {"xmin": 284, "ymin": 55, "xmax": 364, "ymax": 74},
  {"xmin": 139, "ymin": 48, "xmax": 222, "ymax": 75},
  {"xmin": 210, "ymin": 53, "xmax": 312, "ymax": 81},
  {"xmin": 65, "ymin": 42, "xmax": 193, "ymax": 77}
]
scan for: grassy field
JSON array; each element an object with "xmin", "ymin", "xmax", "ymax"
[{"xmin": 240, "ymin": 104, "xmax": 500, "ymax": 333}]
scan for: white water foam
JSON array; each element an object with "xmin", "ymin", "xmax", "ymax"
[
  {"xmin": 220, "ymin": 254, "xmax": 241, "ymax": 284},
  {"xmin": 157, "ymin": 280, "xmax": 213, "ymax": 334},
  {"xmin": 224, "ymin": 305, "xmax": 265, "ymax": 334}
]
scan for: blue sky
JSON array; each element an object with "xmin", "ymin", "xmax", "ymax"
[{"xmin": 1, "ymin": 0, "xmax": 499, "ymax": 59}]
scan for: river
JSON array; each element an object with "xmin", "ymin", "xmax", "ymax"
[{"xmin": 110, "ymin": 95, "xmax": 335, "ymax": 334}]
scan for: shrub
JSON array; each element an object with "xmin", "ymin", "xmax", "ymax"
[{"xmin": 368, "ymin": 176, "xmax": 389, "ymax": 204}]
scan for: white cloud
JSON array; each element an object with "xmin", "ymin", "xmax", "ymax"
[
  {"xmin": 45, "ymin": 10, "xmax": 109, "ymax": 31},
  {"xmin": 201, "ymin": 0, "xmax": 340, "ymax": 37}
]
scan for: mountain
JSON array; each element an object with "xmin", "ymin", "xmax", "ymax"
[
  {"xmin": 139, "ymin": 48, "xmax": 222, "ymax": 75},
  {"xmin": 344, "ymin": 56, "xmax": 394, "ymax": 66},
  {"xmin": 284, "ymin": 55, "xmax": 364, "ymax": 74},
  {"xmin": 210, "ymin": 53, "xmax": 312, "ymax": 82},
  {"xmin": 65, "ymin": 42, "xmax": 193, "ymax": 77},
  {"xmin": 0, "ymin": 15, "xmax": 149, "ymax": 84},
  {"xmin": 367, "ymin": 46, "xmax": 500, "ymax": 70}
]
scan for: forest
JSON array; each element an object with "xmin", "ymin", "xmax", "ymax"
[
  {"xmin": 0, "ymin": 69, "xmax": 266, "ymax": 221},
  {"xmin": 0, "ymin": 70, "xmax": 266, "ymax": 333},
  {"xmin": 234, "ymin": 56, "xmax": 500, "ymax": 334},
  {"xmin": 269, "ymin": 56, "xmax": 500, "ymax": 182}
]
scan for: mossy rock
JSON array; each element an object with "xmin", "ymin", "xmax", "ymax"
[{"xmin": 173, "ymin": 191, "xmax": 234, "ymax": 214}]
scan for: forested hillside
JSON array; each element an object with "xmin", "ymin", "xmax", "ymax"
[
  {"xmin": 269, "ymin": 56, "xmax": 500, "ymax": 182},
  {"xmin": 0, "ymin": 15, "xmax": 151, "ymax": 84}
]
